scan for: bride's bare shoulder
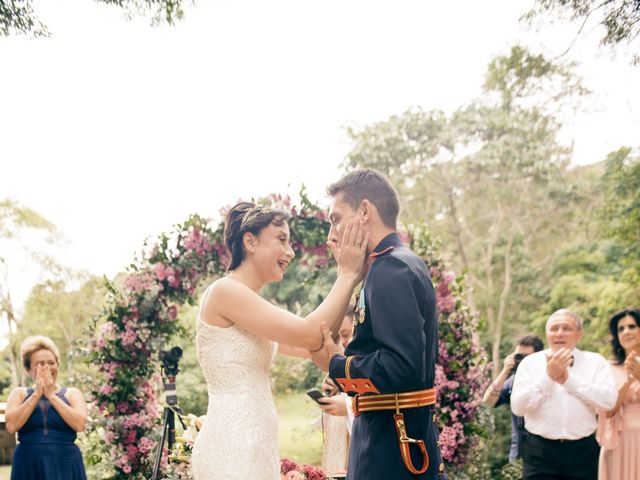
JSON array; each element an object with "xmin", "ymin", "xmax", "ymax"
[{"xmin": 208, "ymin": 276, "xmax": 250, "ymax": 296}]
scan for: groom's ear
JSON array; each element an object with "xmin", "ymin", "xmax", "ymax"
[{"xmin": 359, "ymin": 199, "xmax": 373, "ymax": 224}]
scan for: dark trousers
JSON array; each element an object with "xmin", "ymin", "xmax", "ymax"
[{"xmin": 521, "ymin": 432, "xmax": 599, "ymax": 480}]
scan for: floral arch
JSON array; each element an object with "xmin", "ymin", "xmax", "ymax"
[{"xmin": 88, "ymin": 192, "xmax": 489, "ymax": 479}]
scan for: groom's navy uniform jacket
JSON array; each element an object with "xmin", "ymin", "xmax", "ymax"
[{"xmin": 329, "ymin": 233, "xmax": 445, "ymax": 480}]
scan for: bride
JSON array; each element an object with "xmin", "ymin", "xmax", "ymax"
[{"xmin": 191, "ymin": 201, "xmax": 367, "ymax": 480}]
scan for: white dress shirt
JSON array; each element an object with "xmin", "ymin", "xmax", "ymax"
[{"xmin": 511, "ymin": 348, "xmax": 617, "ymax": 440}]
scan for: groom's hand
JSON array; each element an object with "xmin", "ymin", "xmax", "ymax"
[
  {"xmin": 310, "ymin": 322, "xmax": 343, "ymax": 371},
  {"xmin": 322, "ymin": 376, "xmax": 339, "ymax": 396}
]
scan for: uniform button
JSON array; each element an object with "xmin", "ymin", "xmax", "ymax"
[
  {"xmin": 432, "ymin": 414, "xmax": 436, "ymax": 422},
  {"xmin": 439, "ymin": 463, "xmax": 444, "ymax": 472}
]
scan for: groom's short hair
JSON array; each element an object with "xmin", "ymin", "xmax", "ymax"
[{"xmin": 327, "ymin": 169, "xmax": 400, "ymax": 229}]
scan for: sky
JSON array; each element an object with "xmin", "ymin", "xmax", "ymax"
[{"xmin": 1, "ymin": 0, "xmax": 639, "ymax": 320}]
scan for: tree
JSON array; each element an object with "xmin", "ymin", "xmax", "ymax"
[
  {"xmin": 18, "ymin": 272, "xmax": 107, "ymax": 384},
  {"xmin": 524, "ymin": 0, "xmax": 640, "ymax": 64},
  {"xmin": 0, "ymin": 199, "xmax": 59, "ymax": 385},
  {"xmin": 346, "ymin": 46, "xmax": 586, "ymax": 374},
  {"xmin": 600, "ymin": 147, "xmax": 640, "ymax": 280},
  {"xmin": 0, "ymin": 0, "xmax": 48, "ymax": 37},
  {"xmin": 0, "ymin": 0, "xmax": 189, "ymax": 37}
]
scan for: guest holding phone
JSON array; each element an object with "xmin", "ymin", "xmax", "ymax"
[{"xmin": 482, "ymin": 335, "xmax": 543, "ymax": 462}]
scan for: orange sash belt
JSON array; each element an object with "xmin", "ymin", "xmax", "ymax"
[
  {"xmin": 352, "ymin": 388, "xmax": 437, "ymax": 416},
  {"xmin": 352, "ymin": 388, "xmax": 436, "ymax": 475}
]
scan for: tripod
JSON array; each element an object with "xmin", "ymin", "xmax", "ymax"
[{"xmin": 151, "ymin": 347, "xmax": 186, "ymax": 480}]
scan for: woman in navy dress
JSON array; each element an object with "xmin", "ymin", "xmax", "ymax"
[{"xmin": 5, "ymin": 335, "xmax": 87, "ymax": 479}]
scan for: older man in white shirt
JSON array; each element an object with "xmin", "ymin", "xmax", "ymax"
[{"xmin": 511, "ymin": 308, "xmax": 617, "ymax": 480}]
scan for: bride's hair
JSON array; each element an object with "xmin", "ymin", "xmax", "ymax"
[{"xmin": 224, "ymin": 201, "xmax": 290, "ymax": 271}]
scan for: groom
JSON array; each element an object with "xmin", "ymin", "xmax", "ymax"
[{"xmin": 311, "ymin": 169, "xmax": 446, "ymax": 480}]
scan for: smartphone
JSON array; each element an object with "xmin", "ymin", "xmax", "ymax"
[{"xmin": 306, "ymin": 389, "xmax": 326, "ymax": 403}]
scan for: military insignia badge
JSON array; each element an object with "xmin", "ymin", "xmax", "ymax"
[{"xmin": 357, "ymin": 288, "xmax": 366, "ymax": 324}]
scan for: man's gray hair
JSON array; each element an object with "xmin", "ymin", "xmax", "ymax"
[{"xmin": 545, "ymin": 308, "xmax": 583, "ymax": 331}]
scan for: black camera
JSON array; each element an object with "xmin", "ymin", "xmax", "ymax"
[
  {"xmin": 159, "ymin": 346, "xmax": 183, "ymax": 377},
  {"xmin": 511, "ymin": 352, "xmax": 526, "ymax": 374}
]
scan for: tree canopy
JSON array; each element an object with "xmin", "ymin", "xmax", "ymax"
[
  {"xmin": 0, "ymin": 0, "xmax": 188, "ymax": 36},
  {"xmin": 525, "ymin": 0, "xmax": 640, "ymax": 63}
]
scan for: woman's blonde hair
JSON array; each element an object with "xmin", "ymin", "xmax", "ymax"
[{"xmin": 20, "ymin": 335, "xmax": 60, "ymax": 371}]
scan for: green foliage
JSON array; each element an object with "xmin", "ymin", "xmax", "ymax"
[
  {"xmin": 499, "ymin": 459, "xmax": 523, "ymax": 480},
  {"xmin": 0, "ymin": 199, "xmax": 58, "ymax": 239},
  {"xmin": 0, "ymin": 0, "xmax": 48, "ymax": 37},
  {"xmin": 97, "ymin": 0, "xmax": 190, "ymax": 26},
  {"xmin": 483, "ymin": 45, "xmax": 588, "ymax": 111},
  {"xmin": 0, "ymin": 199, "xmax": 63, "ymax": 388},
  {"xmin": 19, "ymin": 274, "xmax": 107, "ymax": 375},
  {"xmin": 600, "ymin": 147, "xmax": 640, "ymax": 282},
  {"xmin": 535, "ymin": 242, "xmax": 639, "ymax": 355},
  {"xmin": 79, "ymin": 428, "xmax": 116, "ymax": 480},
  {"xmin": 346, "ymin": 46, "xmax": 585, "ymax": 376},
  {"xmin": 270, "ymin": 356, "xmax": 324, "ymax": 395},
  {"xmin": 529, "ymin": 149, "xmax": 640, "ymax": 357},
  {"xmin": 0, "ymin": 0, "xmax": 190, "ymax": 37},
  {"xmin": 525, "ymin": 0, "xmax": 640, "ymax": 63}
]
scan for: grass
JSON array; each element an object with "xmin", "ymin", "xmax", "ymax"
[{"xmin": 276, "ymin": 391, "xmax": 323, "ymax": 466}]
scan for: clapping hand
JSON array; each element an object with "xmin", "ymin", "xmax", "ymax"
[
  {"xmin": 546, "ymin": 348, "xmax": 573, "ymax": 384},
  {"xmin": 310, "ymin": 322, "xmax": 344, "ymax": 372},
  {"xmin": 40, "ymin": 365, "xmax": 56, "ymax": 399},
  {"xmin": 624, "ymin": 350, "xmax": 640, "ymax": 382},
  {"xmin": 34, "ymin": 366, "xmax": 46, "ymax": 399}
]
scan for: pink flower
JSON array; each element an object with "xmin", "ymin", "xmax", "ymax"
[
  {"xmin": 154, "ymin": 263, "xmax": 168, "ymax": 281},
  {"xmin": 436, "ymin": 293, "xmax": 456, "ymax": 313},
  {"xmin": 167, "ymin": 273, "xmax": 181, "ymax": 289},
  {"xmin": 138, "ymin": 436, "xmax": 155, "ymax": 454},
  {"xmin": 100, "ymin": 321, "xmax": 115, "ymax": 336},
  {"xmin": 121, "ymin": 327, "xmax": 137, "ymax": 346},
  {"xmin": 99, "ymin": 385, "xmax": 114, "ymax": 395},
  {"xmin": 184, "ymin": 228, "xmax": 202, "ymax": 251},
  {"xmin": 124, "ymin": 429, "xmax": 137, "ymax": 444},
  {"xmin": 167, "ymin": 305, "xmax": 178, "ymax": 320},
  {"xmin": 126, "ymin": 444, "xmax": 139, "ymax": 459},
  {"xmin": 442, "ymin": 270, "xmax": 456, "ymax": 284},
  {"xmin": 122, "ymin": 465, "xmax": 132, "ymax": 474},
  {"xmin": 280, "ymin": 459, "xmax": 300, "ymax": 475}
]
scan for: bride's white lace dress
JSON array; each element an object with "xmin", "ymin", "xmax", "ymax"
[{"xmin": 191, "ymin": 309, "xmax": 279, "ymax": 479}]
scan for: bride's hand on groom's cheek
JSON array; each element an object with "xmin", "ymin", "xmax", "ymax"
[{"xmin": 336, "ymin": 219, "xmax": 369, "ymax": 280}]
